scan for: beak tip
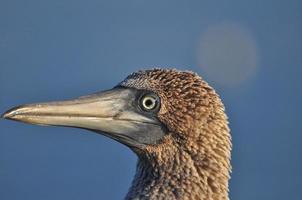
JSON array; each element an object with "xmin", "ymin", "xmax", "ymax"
[
  {"xmin": 1, "ymin": 111, "xmax": 10, "ymax": 119},
  {"xmin": 2, "ymin": 110, "xmax": 13, "ymax": 119},
  {"xmin": 1, "ymin": 106, "xmax": 20, "ymax": 120}
]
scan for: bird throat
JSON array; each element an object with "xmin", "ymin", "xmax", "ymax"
[{"xmin": 125, "ymin": 135, "xmax": 231, "ymax": 200}]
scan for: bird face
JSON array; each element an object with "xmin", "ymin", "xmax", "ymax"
[{"xmin": 2, "ymin": 69, "xmax": 216, "ymax": 152}]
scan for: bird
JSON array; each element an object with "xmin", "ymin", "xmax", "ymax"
[{"xmin": 2, "ymin": 68, "xmax": 231, "ymax": 200}]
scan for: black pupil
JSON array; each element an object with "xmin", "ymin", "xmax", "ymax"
[{"xmin": 145, "ymin": 99, "xmax": 154, "ymax": 107}]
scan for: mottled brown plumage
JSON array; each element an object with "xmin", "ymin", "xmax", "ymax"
[
  {"xmin": 2, "ymin": 68, "xmax": 231, "ymax": 200},
  {"xmin": 120, "ymin": 69, "xmax": 231, "ymax": 200}
]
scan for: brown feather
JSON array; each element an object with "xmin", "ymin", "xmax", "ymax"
[{"xmin": 120, "ymin": 69, "xmax": 232, "ymax": 200}]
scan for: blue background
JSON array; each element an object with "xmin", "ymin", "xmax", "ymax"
[{"xmin": 0, "ymin": 0, "xmax": 301, "ymax": 200}]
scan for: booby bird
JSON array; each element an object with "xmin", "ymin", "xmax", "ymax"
[{"xmin": 2, "ymin": 68, "xmax": 231, "ymax": 200}]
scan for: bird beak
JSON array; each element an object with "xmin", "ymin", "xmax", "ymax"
[{"xmin": 1, "ymin": 88, "xmax": 165, "ymax": 148}]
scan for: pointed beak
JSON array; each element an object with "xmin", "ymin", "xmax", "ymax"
[{"xmin": 2, "ymin": 88, "xmax": 165, "ymax": 148}]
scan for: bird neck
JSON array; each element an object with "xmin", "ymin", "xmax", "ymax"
[{"xmin": 125, "ymin": 134, "xmax": 231, "ymax": 200}]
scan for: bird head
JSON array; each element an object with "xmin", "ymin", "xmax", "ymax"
[{"xmin": 2, "ymin": 69, "xmax": 228, "ymax": 156}]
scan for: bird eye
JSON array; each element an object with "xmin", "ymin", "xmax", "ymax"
[{"xmin": 140, "ymin": 95, "xmax": 158, "ymax": 111}]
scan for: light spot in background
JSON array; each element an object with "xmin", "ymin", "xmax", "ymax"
[{"xmin": 197, "ymin": 22, "xmax": 259, "ymax": 87}]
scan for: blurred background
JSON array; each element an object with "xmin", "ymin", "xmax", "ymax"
[{"xmin": 0, "ymin": 0, "xmax": 301, "ymax": 199}]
